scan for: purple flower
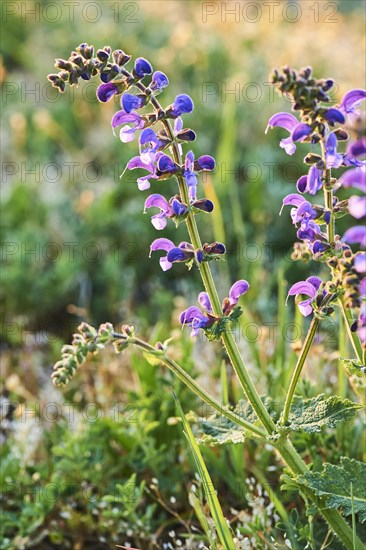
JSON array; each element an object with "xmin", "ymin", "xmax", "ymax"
[
  {"xmin": 347, "ymin": 138, "xmax": 366, "ymax": 159},
  {"xmin": 171, "ymin": 199, "xmax": 187, "ymax": 216},
  {"xmin": 183, "ymin": 150, "xmax": 198, "ymax": 199},
  {"xmin": 134, "ymin": 57, "xmax": 153, "ymax": 78},
  {"xmin": 170, "ymin": 94, "xmax": 194, "ymax": 117},
  {"xmin": 157, "ymin": 154, "xmax": 178, "ymax": 174},
  {"xmin": 127, "ymin": 155, "xmax": 159, "ymax": 190},
  {"xmin": 323, "ymin": 108, "xmax": 346, "ymax": 124},
  {"xmin": 356, "ymin": 302, "xmax": 366, "ymax": 345},
  {"xmin": 266, "ymin": 112, "xmax": 311, "ymax": 155},
  {"xmin": 112, "ymin": 110, "xmax": 145, "ymax": 143},
  {"xmin": 228, "ymin": 280, "xmax": 250, "ymax": 305},
  {"xmin": 195, "ymin": 155, "xmax": 216, "ymax": 171},
  {"xmin": 354, "ymin": 253, "xmax": 366, "ymax": 273},
  {"xmin": 150, "ymin": 71, "xmax": 169, "ymax": 92},
  {"xmin": 348, "ymin": 196, "xmax": 366, "ymax": 219},
  {"xmin": 121, "ymin": 93, "xmax": 144, "ymax": 114},
  {"xmin": 339, "ymin": 89, "xmax": 366, "ymax": 117},
  {"xmin": 339, "ymin": 168, "xmax": 366, "ymax": 193},
  {"xmin": 192, "ymin": 198, "xmax": 214, "ymax": 212},
  {"xmin": 280, "ymin": 194, "xmax": 317, "ymax": 226},
  {"xmin": 292, "ymin": 123, "xmax": 312, "ymax": 142},
  {"xmin": 297, "ymin": 220, "xmax": 322, "ymax": 243},
  {"xmin": 297, "ymin": 175, "xmax": 308, "ymax": 193},
  {"xmin": 307, "ymin": 165, "xmax": 323, "ymax": 195},
  {"xmin": 198, "ymin": 291, "xmax": 212, "ymax": 313},
  {"xmin": 325, "ymin": 133, "xmax": 343, "ymax": 169},
  {"xmin": 167, "ymin": 242, "xmax": 194, "ymax": 264},
  {"xmin": 343, "ymin": 226, "xmax": 366, "ymax": 248},
  {"xmin": 139, "ymin": 129, "xmax": 162, "ymax": 163},
  {"xmin": 149, "ymin": 238, "xmax": 175, "ymax": 271},
  {"xmin": 97, "ymin": 82, "xmax": 118, "ymax": 102},
  {"xmin": 180, "ymin": 306, "xmax": 213, "ymax": 337},
  {"xmin": 287, "ymin": 276, "xmax": 323, "ymax": 317},
  {"xmin": 144, "ymin": 194, "xmax": 173, "ymax": 230}
]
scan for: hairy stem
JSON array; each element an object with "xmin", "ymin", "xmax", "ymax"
[
  {"xmin": 339, "ymin": 298, "xmax": 363, "ymax": 362},
  {"xmin": 281, "ymin": 317, "xmax": 320, "ymax": 425}
]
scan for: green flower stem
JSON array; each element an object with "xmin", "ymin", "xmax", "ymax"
[
  {"xmin": 128, "ymin": 80, "xmax": 362, "ymax": 548},
  {"xmin": 320, "ymin": 141, "xmax": 335, "ymax": 244},
  {"xmin": 113, "ymin": 333, "xmax": 266, "ymax": 438},
  {"xmin": 281, "ymin": 317, "xmax": 319, "ymax": 425},
  {"xmin": 339, "ymin": 298, "xmax": 363, "ymax": 362}
]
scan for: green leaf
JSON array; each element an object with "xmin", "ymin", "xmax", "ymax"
[
  {"xmin": 341, "ymin": 358, "xmax": 366, "ymax": 377},
  {"xmin": 197, "ymin": 398, "xmax": 272, "ymax": 446},
  {"xmin": 141, "ymin": 349, "xmax": 164, "ymax": 367},
  {"xmin": 174, "ymin": 393, "xmax": 236, "ymax": 550},
  {"xmin": 297, "ymin": 457, "xmax": 366, "ymax": 522},
  {"xmin": 286, "ymin": 394, "xmax": 363, "ymax": 433}
]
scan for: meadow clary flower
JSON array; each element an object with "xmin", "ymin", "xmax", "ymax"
[
  {"xmin": 280, "ymin": 194, "xmax": 317, "ymax": 226},
  {"xmin": 180, "ymin": 306, "xmax": 213, "ymax": 336},
  {"xmin": 266, "ymin": 112, "xmax": 312, "ymax": 155},
  {"xmin": 339, "ymin": 168, "xmax": 366, "ymax": 192},
  {"xmin": 343, "ymin": 226, "xmax": 366, "ymax": 248},
  {"xmin": 168, "ymin": 94, "xmax": 194, "ymax": 117},
  {"xmin": 325, "ymin": 133, "xmax": 343, "ymax": 169},
  {"xmin": 339, "ymin": 89, "xmax": 366, "ymax": 119},
  {"xmin": 307, "ymin": 165, "xmax": 323, "ymax": 195},
  {"xmin": 144, "ymin": 194, "xmax": 173, "ymax": 230},
  {"xmin": 348, "ymin": 196, "xmax": 366, "ymax": 219},
  {"xmin": 112, "ymin": 110, "xmax": 145, "ymax": 142},
  {"xmin": 287, "ymin": 276, "xmax": 323, "ymax": 316},
  {"xmin": 96, "ymin": 82, "xmax": 119, "ymax": 102},
  {"xmin": 323, "ymin": 108, "xmax": 346, "ymax": 124},
  {"xmin": 134, "ymin": 57, "xmax": 153, "ymax": 78},
  {"xmin": 121, "ymin": 93, "xmax": 144, "ymax": 113},
  {"xmin": 150, "ymin": 71, "xmax": 169, "ymax": 92},
  {"xmin": 354, "ymin": 252, "xmax": 366, "ymax": 273},
  {"xmin": 127, "ymin": 153, "xmax": 161, "ymax": 190},
  {"xmin": 139, "ymin": 129, "xmax": 163, "ymax": 163},
  {"xmin": 346, "ymin": 137, "xmax": 366, "ymax": 159},
  {"xmin": 149, "ymin": 239, "xmax": 194, "ymax": 270}
]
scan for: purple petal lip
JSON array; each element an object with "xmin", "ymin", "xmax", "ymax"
[
  {"xmin": 112, "ymin": 110, "xmax": 143, "ymax": 129},
  {"xmin": 347, "ymin": 138, "xmax": 366, "ymax": 158},
  {"xmin": 198, "ymin": 292, "xmax": 212, "ymax": 312},
  {"xmin": 134, "ymin": 57, "xmax": 153, "ymax": 77},
  {"xmin": 282, "ymin": 194, "xmax": 306, "ymax": 207},
  {"xmin": 140, "ymin": 128, "xmax": 156, "ymax": 145},
  {"xmin": 157, "ymin": 154, "xmax": 176, "ymax": 172},
  {"xmin": 196, "ymin": 155, "xmax": 216, "ymax": 171},
  {"xmin": 172, "ymin": 94, "xmax": 194, "ymax": 116},
  {"xmin": 151, "ymin": 71, "xmax": 169, "ymax": 90},
  {"xmin": 339, "ymin": 168, "xmax": 366, "ymax": 192},
  {"xmin": 172, "ymin": 199, "xmax": 187, "ymax": 216},
  {"xmin": 291, "ymin": 123, "xmax": 312, "ymax": 142},
  {"xmin": 121, "ymin": 93, "xmax": 143, "ymax": 113},
  {"xmin": 180, "ymin": 306, "xmax": 206, "ymax": 325},
  {"xmin": 280, "ymin": 136, "xmax": 296, "ymax": 156},
  {"xmin": 167, "ymin": 248, "xmax": 187, "ymax": 262},
  {"xmin": 229, "ymin": 280, "xmax": 250, "ymax": 305},
  {"xmin": 354, "ymin": 253, "xmax": 366, "ymax": 273},
  {"xmin": 343, "ymin": 226, "xmax": 366, "ymax": 247},
  {"xmin": 266, "ymin": 112, "xmax": 298, "ymax": 132},
  {"xmin": 297, "ymin": 175, "xmax": 308, "ymax": 193},
  {"xmin": 150, "ymin": 238, "xmax": 175, "ymax": 252},
  {"xmin": 144, "ymin": 194, "xmax": 171, "ymax": 213},
  {"xmin": 323, "ymin": 108, "xmax": 346, "ymax": 124},
  {"xmin": 97, "ymin": 82, "xmax": 118, "ymax": 102},
  {"xmin": 307, "ymin": 166, "xmax": 323, "ymax": 195},
  {"xmin": 339, "ymin": 89, "xmax": 366, "ymax": 113},
  {"xmin": 348, "ymin": 196, "xmax": 366, "ymax": 219}
]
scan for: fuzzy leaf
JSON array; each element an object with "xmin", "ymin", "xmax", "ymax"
[
  {"xmin": 287, "ymin": 394, "xmax": 363, "ymax": 433},
  {"xmin": 297, "ymin": 457, "xmax": 366, "ymax": 522},
  {"xmin": 197, "ymin": 398, "xmax": 273, "ymax": 446}
]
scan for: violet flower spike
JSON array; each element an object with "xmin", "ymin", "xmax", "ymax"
[{"xmin": 287, "ymin": 276, "xmax": 323, "ymax": 317}]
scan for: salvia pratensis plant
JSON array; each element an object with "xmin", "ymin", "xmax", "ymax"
[{"xmin": 48, "ymin": 47, "xmax": 366, "ymax": 548}]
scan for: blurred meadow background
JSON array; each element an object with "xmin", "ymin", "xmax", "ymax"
[{"xmin": 1, "ymin": 1, "xmax": 365, "ymax": 548}]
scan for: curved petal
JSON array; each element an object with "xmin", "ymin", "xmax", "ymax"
[
  {"xmin": 339, "ymin": 168, "xmax": 366, "ymax": 192},
  {"xmin": 198, "ymin": 292, "xmax": 212, "ymax": 313},
  {"xmin": 291, "ymin": 123, "xmax": 312, "ymax": 142},
  {"xmin": 144, "ymin": 193, "xmax": 171, "ymax": 213},
  {"xmin": 151, "ymin": 214, "xmax": 168, "ymax": 230},
  {"xmin": 157, "ymin": 154, "xmax": 176, "ymax": 173},
  {"xmin": 229, "ymin": 280, "xmax": 250, "ymax": 305},
  {"xmin": 339, "ymin": 89, "xmax": 366, "ymax": 113},
  {"xmin": 306, "ymin": 276, "xmax": 322, "ymax": 291},
  {"xmin": 197, "ymin": 155, "xmax": 216, "ymax": 171},
  {"xmin": 297, "ymin": 175, "xmax": 308, "ymax": 193},
  {"xmin": 298, "ymin": 298, "xmax": 313, "ymax": 317},
  {"xmin": 348, "ymin": 196, "xmax": 366, "ymax": 219},
  {"xmin": 323, "ymin": 108, "xmax": 346, "ymax": 124},
  {"xmin": 347, "ymin": 138, "xmax": 366, "ymax": 158},
  {"xmin": 180, "ymin": 306, "xmax": 205, "ymax": 325},
  {"xmin": 280, "ymin": 136, "xmax": 296, "ymax": 156},
  {"xmin": 288, "ymin": 281, "xmax": 317, "ymax": 299},
  {"xmin": 266, "ymin": 112, "xmax": 298, "ymax": 132},
  {"xmin": 343, "ymin": 226, "xmax": 366, "ymax": 247},
  {"xmin": 150, "ymin": 238, "xmax": 175, "ymax": 252},
  {"xmin": 354, "ymin": 253, "xmax": 366, "ymax": 274},
  {"xmin": 172, "ymin": 94, "xmax": 194, "ymax": 116},
  {"xmin": 167, "ymin": 247, "xmax": 187, "ymax": 263},
  {"xmin": 97, "ymin": 82, "xmax": 118, "ymax": 102}
]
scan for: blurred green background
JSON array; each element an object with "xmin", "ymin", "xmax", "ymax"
[{"xmin": 1, "ymin": 1, "xmax": 365, "ymax": 548}]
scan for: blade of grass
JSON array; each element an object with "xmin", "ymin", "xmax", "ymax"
[{"xmin": 174, "ymin": 392, "xmax": 236, "ymax": 550}]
